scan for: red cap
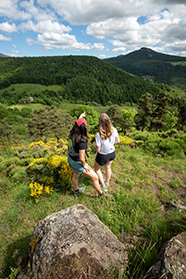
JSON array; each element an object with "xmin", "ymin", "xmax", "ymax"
[{"xmin": 76, "ymin": 118, "xmax": 87, "ymax": 127}]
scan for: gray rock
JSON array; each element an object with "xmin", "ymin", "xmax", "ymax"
[
  {"xmin": 146, "ymin": 232, "xmax": 186, "ymax": 279},
  {"xmin": 18, "ymin": 204, "xmax": 128, "ymax": 279}
]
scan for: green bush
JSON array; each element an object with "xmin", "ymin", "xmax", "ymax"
[
  {"xmin": 132, "ymin": 131, "xmax": 150, "ymax": 141},
  {"xmin": 159, "ymin": 138, "xmax": 182, "ymax": 155},
  {"xmin": 10, "ymin": 167, "xmax": 27, "ymax": 182},
  {"xmin": 69, "ymin": 105, "xmax": 99, "ymax": 127},
  {"xmin": 132, "ymin": 130, "xmax": 186, "ymax": 156},
  {"xmin": 0, "ymin": 161, "xmax": 6, "ymax": 171}
]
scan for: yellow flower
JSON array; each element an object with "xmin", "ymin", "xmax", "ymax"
[
  {"xmin": 28, "ymin": 157, "xmax": 47, "ymax": 167},
  {"xmin": 29, "ymin": 181, "xmax": 54, "ymax": 203}
]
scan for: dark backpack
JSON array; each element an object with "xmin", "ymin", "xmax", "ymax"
[{"xmin": 68, "ymin": 138, "xmax": 89, "ymax": 158}]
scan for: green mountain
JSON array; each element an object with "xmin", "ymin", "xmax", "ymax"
[
  {"xmin": 105, "ymin": 47, "xmax": 186, "ymax": 88},
  {"xmin": 0, "ymin": 55, "xmax": 159, "ymax": 106},
  {"xmin": 0, "ymin": 53, "xmax": 8, "ymax": 58}
]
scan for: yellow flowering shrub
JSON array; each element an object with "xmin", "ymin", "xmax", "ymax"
[
  {"xmin": 28, "ymin": 138, "xmax": 68, "ymax": 155},
  {"xmin": 28, "ymin": 141, "xmax": 47, "ymax": 149},
  {"xmin": 58, "ymin": 158, "xmax": 72, "ymax": 180},
  {"xmin": 47, "ymin": 155, "xmax": 72, "ymax": 180},
  {"xmin": 29, "ymin": 181, "xmax": 53, "ymax": 203},
  {"xmin": 39, "ymin": 176, "xmax": 54, "ymax": 185},
  {"xmin": 119, "ymin": 135, "xmax": 134, "ymax": 145},
  {"xmin": 47, "ymin": 155, "xmax": 63, "ymax": 169},
  {"xmin": 28, "ymin": 154, "xmax": 72, "ymax": 203},
  {"xmin": 28, "ymin": 157, "xmax": 47, "ymax": 167},
  {"xmin": 116, "ymin": 135, "xmax": 140, "ymax": 150}
]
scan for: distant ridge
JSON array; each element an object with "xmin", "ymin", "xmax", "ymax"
[
  {"xmin": 105, "ymin": 48, "xmax": 186, "ymax": 87},
  {"xmin": 121, "ymin": 47, "xmax": 186, "ymax": 62},
  {"xmin": 0, "ymin": 53, "xmax": 8, "ymax": 58}
]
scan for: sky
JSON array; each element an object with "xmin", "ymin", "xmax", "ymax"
[{"xmin": 0, "ymin": 0, "xmax": 186, "ymax": 58}]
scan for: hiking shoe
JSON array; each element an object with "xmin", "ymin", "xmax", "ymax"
[
  {"xmin": 104, "ymin": 181, "xmax": 109, "ymax": 187},
  {"xmin": 74, "ymin": 187, "xmax": 85, "ymax": 195},
  {"xmin": 98, "ymin": 192, "xmax": 112, "ymax": 198},
  {"xmin": 100, "ymin": 185, "xmax": 108, "ymax": 192}
]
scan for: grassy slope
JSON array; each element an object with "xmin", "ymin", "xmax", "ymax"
[
  {"xmin": 10, "ymin": 101, "xmax": 107, "ymax": 113},
  {"xmin": 0, "ymin": 142, "xmax": 186, "ymax": 278},
  {"xmin": 0, "ymin": 83, "xmax": 63, "ymax": 95}
]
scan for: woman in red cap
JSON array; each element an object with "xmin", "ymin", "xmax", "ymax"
[{"xmin": 68, "ymin": 112, "xmax": 108, "ymax": 197}]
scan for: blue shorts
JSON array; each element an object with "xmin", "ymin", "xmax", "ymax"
[{"xmin": 68, "ymin": 155, "xmax": 85, "ymax": 174}]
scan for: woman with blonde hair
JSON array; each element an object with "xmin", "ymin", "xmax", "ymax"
[{"xmin": 94, "ymin": 113, "xmax": 120, "ymax": 191}]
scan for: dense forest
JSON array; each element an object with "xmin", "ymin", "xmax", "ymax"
[
  {"xmin": 105, "ymin": 47, "xmax": 186, "ymax": 89},
  {"xmin": 0, "ymin": 55, "xmax": 160, "ymax": 106}
]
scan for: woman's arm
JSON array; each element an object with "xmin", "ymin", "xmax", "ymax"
[
  {"xmin": 115, "ymin": 136, "xmax": 120, "ymax": 144},
  {"xmin": 95, "ymin": 145, "xmax": 100, "ymax": 153},
  {"xmin": 79, "ymin": 111, "xmax": 86, "ymax": 119},
  {"xmin": 79, "ymin": 149, "xmax": 86, "ymax": 167},
  {"xmin": 79, "ymin": 149, "xmax": 91, "ymax": 172}
]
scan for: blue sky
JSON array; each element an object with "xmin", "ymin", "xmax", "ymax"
[{"xmin": 0, "ymin": 0, "xmax": 186, "ymax": 58}]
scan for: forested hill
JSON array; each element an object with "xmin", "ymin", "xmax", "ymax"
[
  {"xmin": 0, "ymin": 53, "xmax": 8, "ymax": 58},
  {"xmin": 0, "ymin": 55, "xmax": 159, "ymax": 106},
  {"xmin": 105, "ymin": 48, "xmax": 186, "ymax": 88}
]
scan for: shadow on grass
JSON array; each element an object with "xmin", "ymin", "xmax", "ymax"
[{"xmin": 1, "ymin": 235, "xmax": 30, "ymax": 278}]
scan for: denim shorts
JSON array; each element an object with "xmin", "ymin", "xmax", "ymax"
[{"xmin": 68, "ymin": 155, "xmax": 85, "ymax": 174}]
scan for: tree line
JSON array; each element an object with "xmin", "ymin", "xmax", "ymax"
[{"xmin": 0, "ymin": 90, "xmax": 185, "ymax": 144}]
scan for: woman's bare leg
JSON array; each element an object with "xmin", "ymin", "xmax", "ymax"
[
  {"xmin": 82, "ymin": 167, "xmax": 102, "ymax": 195},
  {"xmin": 105, "ymin": 160, "xmax": 112, "ymax": 184},
  {"xmin": 94, "ymin": 161, "xmax": 105, "ymax": 187},
  {"xmin": 72, "ymin": 169, "xmax": 80, "ymax": 191}
]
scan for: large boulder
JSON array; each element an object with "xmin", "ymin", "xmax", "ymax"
[
  {"xmin": 146, "ymin": 232, "xmax": 186, "ymax": 279},
  {"xmin": 19, "ymin": 204, "xmax": 128, "ymax": 279}
]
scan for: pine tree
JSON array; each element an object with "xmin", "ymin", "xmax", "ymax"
[
  {"xmin": 106, "ymin": 105, "xmax": 131, "ymax": 133},
  {"xmin": 177, "ymin": 104, "xmax": 186, "ymax": 130},
  {"xmin": 149, "ymin": 90, "xmax": 171, "ymax": 131},
  {"xmin": 134, "ymin": 93, "xmax": 154, "ymax": 131}
]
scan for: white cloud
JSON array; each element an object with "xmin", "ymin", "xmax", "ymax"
[
  {"xmin": 8, "ymin": 50, "xmax": 24, "ymax": 57},
  {"xmin": 27, "ymin": 31, "xmax": 105, "ymax": 51},
  {"xmin": 37, "ymin": 0, "xmax": 161, "ymax": 25},
  {"xmin": 0, "ymin": 34, "xmax": 12, "ymax": 41},
  {"xmin": 99, "ymin": 54, "xmax": 107, "ymax": 58},
  {"xmin": 0, "ymin": 0, "xmax": 31, "ymax": 20},
  {"xmin": 0, "ymin": 0, "xmax": 186, "ymax": 56},
  {"xmin": 86, "ymin": 3, "xmax": 186, "ymax": 55},
  {"xmin": 163, "ymin": 40, "xmax": 186, "ymax": 56},
  {"xmin": 19, "ymin": 0, "xmax": 56, "ymax": 21},
  {"xmin": 91, "ymin": 43, "xmax": 104, "ymax": 50},
  {"xmin": 87, "ymin": 17, "xmax": 139, "ymax": 39},
  {"xmin": 20, "ymin": 20, "xmax": 71, "ymax": 34},
  {"xmin": 0, "ymin": 22, "xmax": 17, "ymax": 33},
  {"xmin": 27, "ymin": 32, "xmax": 89, "ymax": 51},
  {"xmin": 112, "ymin": 47, "xmax": 126, "ymax": 53}
]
